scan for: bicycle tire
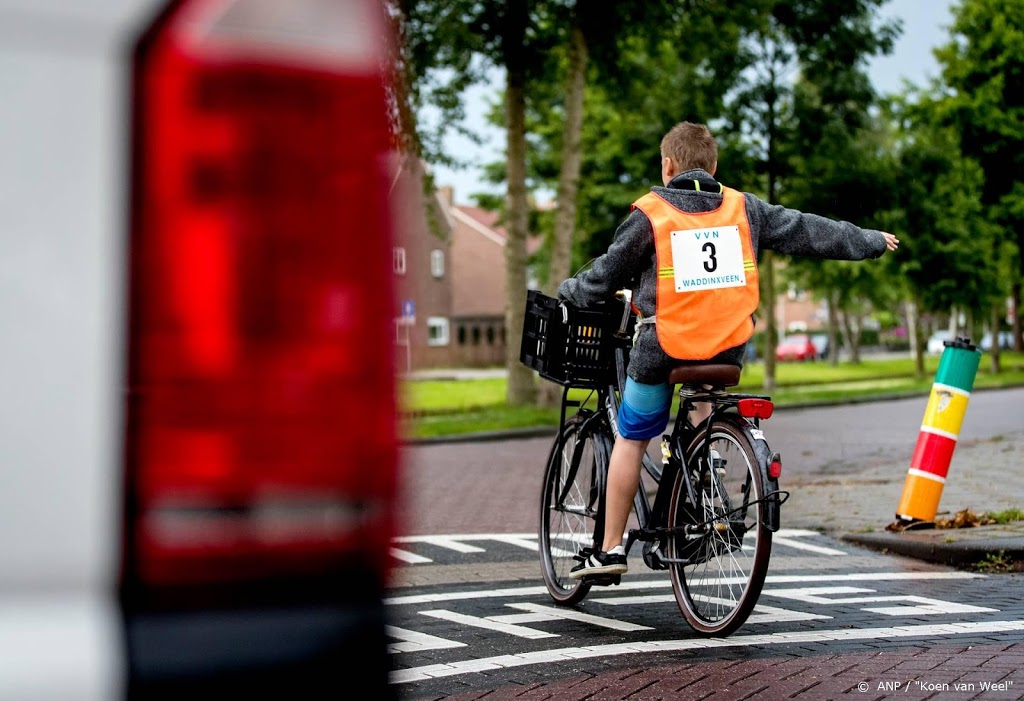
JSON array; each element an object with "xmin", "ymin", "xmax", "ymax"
[
  {"xmin": 666, "ymin": 417, "xmax": 771, "ymax": 636},
  {"xmin": 538, "ymin": 411, "xmax": 611, "ymax": 605}
]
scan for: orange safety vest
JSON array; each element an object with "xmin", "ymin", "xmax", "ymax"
[{"xmin": 632, "ymin": 186, "xmax": 759, "ymax": 360}]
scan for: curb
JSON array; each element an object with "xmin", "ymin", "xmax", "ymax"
[{"xmin": 841, "ymin": 529, "xmax": 1024, "ymax": 568}]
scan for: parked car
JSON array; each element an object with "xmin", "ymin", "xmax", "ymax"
[
  {"xmin": 776, "ymin": 334, "xmax": 817, "ymax": 362},
  {"xmin": 980, "ymin": 331, "xmax": 1014, "ymax": 351},
  {"xmin": 810, "ymin": 333, "xmax": 831, "ymax": 360},
  {"xmin": 927, "ymin": 330, "xmax": 954, "ymax": 355},
  {"xmin": 1, "ymin": 0, "xmax": 400, "ymax": 697}
]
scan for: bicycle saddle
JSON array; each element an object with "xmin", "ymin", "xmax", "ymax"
[{"xmin": 668, "ymin": 364, "xmax": 741, "ymax": 388}]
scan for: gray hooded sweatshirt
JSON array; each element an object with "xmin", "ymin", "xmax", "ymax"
[{"xmin": 557, "ymin": 169, "xmax": 888, "ymax": 384}]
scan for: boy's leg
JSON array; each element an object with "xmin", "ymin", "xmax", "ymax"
[
  {"xmin": 570, "ymin": 378, "xmax": 670, "ymax": 579},
  {"xmin": 601, "ymin": 435, "xmax": 650, "ymax": 552}
]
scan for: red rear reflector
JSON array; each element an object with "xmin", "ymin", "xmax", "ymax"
[
  {"xmin": 737, "ymin": 398, "xmax": 774, "ymax": 419},
  {"xmin": 769, "ymin": 459, "xmax": 782, "ymax": 479},
  {"xmin": 124, "ymin": 0, "xmax": 398, "ymax": 591}
]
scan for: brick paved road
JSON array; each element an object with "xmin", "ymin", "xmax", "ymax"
[
  {"xmin": 390, "ymin": 392, "xmax": 1024, "ymax": 700},
  {"xmin": 386, "ymin": 535, "xmax": 1024, "ymax": 700}
]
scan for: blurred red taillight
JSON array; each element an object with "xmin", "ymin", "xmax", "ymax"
[
  {"xmin": 737, "ymin": 398, "xmax": 774, "ymax": 420},
  {"xmin": 123, "ymin": 0, "xmax": 397, "ymax": 595}
]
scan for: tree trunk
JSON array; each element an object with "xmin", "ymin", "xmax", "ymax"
[
  {"xmin": 989, "ymin": 304, "xmax": 1002, "ymax": 374},
  {"xmin": 840, "ymin": 311, "xmax": 862, "ymax": 363},
  {"xmin": 762, "ymin": 83, "xmax": 778, "ymax": 392},
  {"xmin": 760, "ymin": 251, "xmax": 777, "ymax": 391},
  {"xmin": 538, "ymin": 10, "xmax": 588, "ymax": 409},
  {"xmin": 826, "ymin": 290, "xmax": 840, "ymax": 367},
  {"xmin": 1012, "ymin": 281, "xmax": 1022, "ymax": 351},
  {"xmin": 906, "ymin": 297, "xmax": 924, "ymax": 379},
  {"xmin": 503, "ymin": 0, "xmax": 536, "ymax": 406}
]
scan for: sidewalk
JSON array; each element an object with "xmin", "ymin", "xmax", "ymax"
[{"xmin": 763, "ymin": 428, "xmax": 1024, "ymax": 570}]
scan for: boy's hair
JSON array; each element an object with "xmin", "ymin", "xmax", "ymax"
[{"xmin": 660, "ymin": 122, "xmax": 718, "ymax": 173}]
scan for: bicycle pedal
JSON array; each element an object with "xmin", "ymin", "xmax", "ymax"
[{"xmin": 582, "ymin": 574, "xmax": 621, "ymax": 586}]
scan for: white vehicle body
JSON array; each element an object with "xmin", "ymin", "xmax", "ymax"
[
  {"xmin": 1, "ymin": 1, "xmax": 399, "ymax": 698},
  {"xmin": 2, "ymin": 4, "xmax": 148, "ymax": 697}
]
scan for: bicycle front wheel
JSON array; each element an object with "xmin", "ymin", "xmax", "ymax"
[
  {"xmin": 539, "ymin": 411, "xmax": 611, "ymax": 605},
  {"xmin": 667, "ymin": 418, "xmax": 771, "ymax": 636}
]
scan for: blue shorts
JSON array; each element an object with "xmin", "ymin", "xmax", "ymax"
[{"xmin": 617, "ymin": 378, "xmax": 672, "ymax": 440}]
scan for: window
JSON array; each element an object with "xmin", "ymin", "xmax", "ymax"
[
  {"xmin": 430, "ymin": 249, "xmax": 445, "ymax": 278},
  {"xmin": 427, "ymin": 317, "xmax": 450, "ymax": 346},
  {"xmin": 393, "ymin": 246, "xmax": 406, "ymax": 275}
]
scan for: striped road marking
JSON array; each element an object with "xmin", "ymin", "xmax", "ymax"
[
  {"xmin": 385, "ymin": 570, "xmax": 983, "ymax": 606},
  {"xmin": 390, "ymin": 619, "xmax": 1024, "ymax": 684},
  {"xmin": 390, "ymin": 529, "xmax": 846, "ymax": 564}
]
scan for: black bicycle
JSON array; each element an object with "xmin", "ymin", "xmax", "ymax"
[{"xmin": 520, "ymin": 289, "xmax": 788, "ymax": 637}]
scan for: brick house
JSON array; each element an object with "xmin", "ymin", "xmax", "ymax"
[
  {"xmin": 443, "ymin": 190, "xmax": 509, "ymax": 368},
  {"xmin": 390, "ymin": 157, "xmax": 454, "ymax": 373},
  {"xmin": 390, "ymin": 164, "xmax": 532, "ymax": 371}
]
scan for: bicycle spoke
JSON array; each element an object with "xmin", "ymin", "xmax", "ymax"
[
  {"xmin": 668, "ymin": 418, "xmax": 772, "ymax": 636},
  {"xmin": 540, "ymin": 413, "xmax": 608, "ymax": 605}
]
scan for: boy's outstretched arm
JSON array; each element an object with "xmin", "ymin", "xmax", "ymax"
[{"xmin": 749, "ymin": 195, "xmax": 895, "ymax": 261}]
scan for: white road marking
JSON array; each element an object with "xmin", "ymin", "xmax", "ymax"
[
  {"xmin": 389, "ymin": 548, "xmax": 432, "ymax": 564},
  {"xmin": 769, "ymin": 536, "xmax": 846, "ymax": 556},
  {"xmin": 490, "ymin": 535, "xmax": 543, "ymax": 552},
  {"xmin": 392, "ymin": 536, "xmax": 487, "ymax": 553},
  {"xmin": 389, "ymin": 619, "xmax": 1024, "ymax": 683},
  {"xmin": 390, "ymin": 529, "xmax": 848, "ymax": 564},
  {"xmin": 385, "ymin": 571, "xmax": 983, "ymax": 606},
  {"xmin": 394, "ymin": 533, "xmax": 537, "ymax": 542},
  {"xmin": 765, "ymin": 586, "xmax": 997, "ymax": 616},
  {"xmin": 593, "ymin": 594, "xmax": 829, "ymax": 623},
  {"xmin": 385, "ymin": 626, "xmax": 466, "ymax": 653},
  {"xmin": 419, "ymin": 609, "xmax": 558, "ymax": 639},
  {"xmin": 496, "ymin": 602, "xmax": 654, "ymax": 632}
]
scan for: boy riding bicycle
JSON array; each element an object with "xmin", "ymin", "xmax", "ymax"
[{"xmin": 557, "ymin": 121, "xmax": 899, "ymax": 579}]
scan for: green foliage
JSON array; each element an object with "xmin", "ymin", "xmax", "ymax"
[
  {"xmin": 883, "ymin": 111, "xmax": 999, "ymax": 316},
  {"xmin": 974, "ymin": 550, "xmax": 1016, "ymax": 573},
  {"xmin": 984, "ymin": 508, "xmax": 1024, "ymax": 524},
  {"xmin": 395, "ymin": 0, "xmax": 1023, "ymax": 393},
  {"xmin": 931, "ymin": 0, "xmax": 1024, "ymax": 318}
]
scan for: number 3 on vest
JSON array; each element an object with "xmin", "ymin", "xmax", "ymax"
[{"xmin": 669, "ymin": 225, "xmax": 745, "ymax": 292}]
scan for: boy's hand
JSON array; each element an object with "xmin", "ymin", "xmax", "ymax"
[{"xmin": 882, "ymin": 232, "xmax": 899, "ymax": 252}]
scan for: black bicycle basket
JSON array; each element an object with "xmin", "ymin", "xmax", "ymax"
[{"xmin": 519, "ymin": 289, "xmax": 632, "ymax": 389}]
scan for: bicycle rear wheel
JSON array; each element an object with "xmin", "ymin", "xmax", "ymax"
[
  {"xmin": 539, "ymin": 411, "xmax": 610, "ymax": 605},
  {"xmin": 666, "ymin": 418, "xmax": 771, "ymax": 636}
]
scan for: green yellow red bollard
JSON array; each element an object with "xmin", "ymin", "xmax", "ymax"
[{"xmin": 895, "ymin": 336, "xmax": 982, "ymax": 527}]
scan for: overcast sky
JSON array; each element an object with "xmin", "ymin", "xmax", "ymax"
[{"xmin": 430, "ymin": 0, "xmax": 956, "ymax": 205}]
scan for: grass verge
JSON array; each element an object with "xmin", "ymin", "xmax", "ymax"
[{"xmin": 402, "ymin": 354, "xmax": 1024, "ymax": 440}]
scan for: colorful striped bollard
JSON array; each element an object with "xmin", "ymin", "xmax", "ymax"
[{"xmin": 895, "ymin": 336, "xmax": 982, "ymax": 527}]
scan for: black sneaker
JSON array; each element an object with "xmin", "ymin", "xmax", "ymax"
[{"xmin": 569, "ymin": 548, "xmax": 627, "ymax": 579}]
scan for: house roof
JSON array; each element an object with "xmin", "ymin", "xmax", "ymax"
[{"xmin": 453, "ymin": 204, "xmax": 542, "ymax": 255}]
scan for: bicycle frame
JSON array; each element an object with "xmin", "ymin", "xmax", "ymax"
[{"xmin": 567, "ymin": 325, "xmax": 786, "ymax": 568}]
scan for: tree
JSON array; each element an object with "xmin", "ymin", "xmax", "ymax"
[
  {"xmin": 395, "ymin": 0, "xmax": 563, "ymax": 405},
  {"xmin": 529, "ymin": 4, "xmax": 751, "ymax": 279},
  {"xmin": 720, "ymin": 0, "xmax": 899, "ymax": 389},
  {"xmin": 781, "ymin": 95, "xmax": 901, "ymax": 366},
  {"xmin": 883, "ymin": 108, "xmax": 996, "ymax": 374},
  {"xmin": 933, "ymin": 0, "xmax": 1024, "ymax": 352}
]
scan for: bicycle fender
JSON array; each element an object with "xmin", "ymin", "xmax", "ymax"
[{"xmin": 739, "ymin": 420, "xmax": 783, "ymax": 533}]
